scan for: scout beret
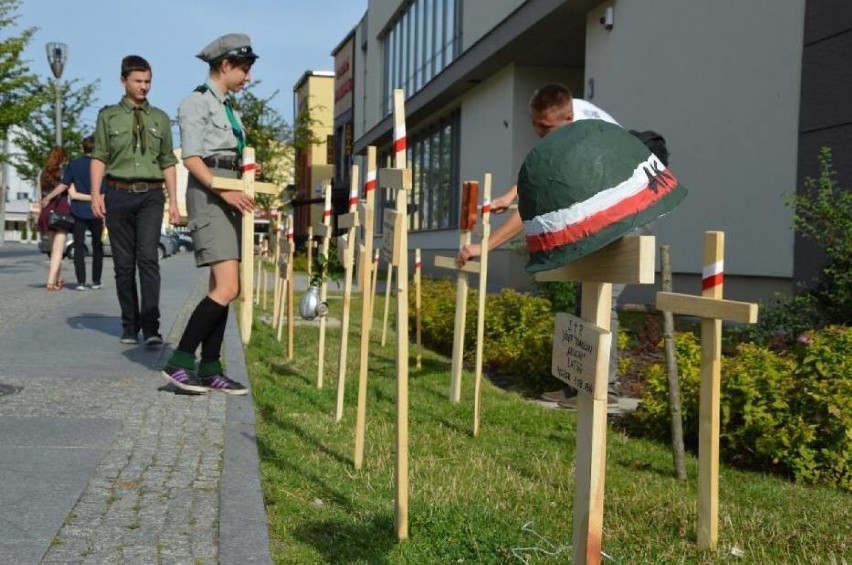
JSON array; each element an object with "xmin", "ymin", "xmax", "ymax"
[
  {"xmin": 196, "ymin": 33, "xmax": 259, "ymax": 64},
  {"xmin": 518, "ymin": 120, "xmax": 687, "ymax": 273}
]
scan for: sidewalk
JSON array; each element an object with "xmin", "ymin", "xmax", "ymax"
[{"xmin": 0, "ymin": 245, "xmax": 271, "ymax": 564}]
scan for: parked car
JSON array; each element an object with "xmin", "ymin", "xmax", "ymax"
[
  {"xmin": 165, "ymin": 229, "xmax": 193, "ymax": 253},
  {"xmin": 39, "ymin": 232, "xmax": 175, "ymax": 260}
]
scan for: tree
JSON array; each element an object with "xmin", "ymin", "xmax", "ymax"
[
  {"xmin": 0, "ymin": 0, "xmax": 48, "ymax": 152},
  {"xmin": 11, "ymin": 77, "xmax": 99, "ymax": 181},
  {"xmin": 232, "ymin": 82, "xmax": 294, "ymax": 210}
]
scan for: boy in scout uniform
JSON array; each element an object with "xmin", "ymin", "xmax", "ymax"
[
  {"xmin": 161, "ymin": 33, "xmax": 258, "ymax": 395},
  {"xmin": 90, "ymin": 55, "xmax": 180, "ymax": 346}
]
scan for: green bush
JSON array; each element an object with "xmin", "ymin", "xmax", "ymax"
[
  {"xmin": 750, "ymin": 148, "xmax": 851, "ymax": 346},
  {"xmin": 534, "ymin": 280, "xmax": 577, "ymax": 313},
  {"xmin": 779, "ymin": 326, "xmax": 852, "ymax": 490},
  {"xmin": 626, "ymin": 326, "xmax": 852, "ymax": 490},
  {"xmin": 414, "ymin": 278, "xmax": 557, "ymax": 391}
]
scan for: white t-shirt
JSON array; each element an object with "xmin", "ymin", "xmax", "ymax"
[{"xmin": 572, "ymin": 99, "xmax": 619, "ymax": 126}]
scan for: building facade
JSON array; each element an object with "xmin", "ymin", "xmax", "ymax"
[
  {"xmin": 292, "ymin": 71, "xmax": 335, "ymax": 240},
  {"xmin": 337, "ymin": 0, "xmax": 847, "ymax": 303}
]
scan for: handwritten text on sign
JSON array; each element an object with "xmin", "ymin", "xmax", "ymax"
[{"xmin": 551, "ymin": 312, "xmax": 611, "ymax": 399}]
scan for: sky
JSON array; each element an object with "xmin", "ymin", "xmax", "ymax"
[{"xmin": 14, "ymin": 0, "xmax": 367, "ymax": 130}]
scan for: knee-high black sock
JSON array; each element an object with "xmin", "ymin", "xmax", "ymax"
[
  {"xmin": 176, "ymin": 296, "xmax": 227, "ymax": 357},
  {"xmin": 198, "ymin": 305, "xmax": 229, "ymax": 376}
]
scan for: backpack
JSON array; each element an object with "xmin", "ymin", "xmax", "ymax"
[{"xmin": 629, "ymin": 129, "xmax": 669, "ymax": 166}]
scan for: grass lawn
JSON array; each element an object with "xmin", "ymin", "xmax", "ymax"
[{"xmin": 245, "ymin": 288, "xmax": 851, "ymax": 564}]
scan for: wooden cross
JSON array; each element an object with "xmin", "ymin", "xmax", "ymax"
[
  {"xmin": 379, "ymin": 89, "xmax": 412, "ymax": 541},
  {"xmin": 655, "ymin": 231, "xmax": 758, "ymax": 550},
  {"xmin": 210, "ymin": 146, "xmax": 279, "ymax": 345},
  {"xmin": 536, "ymin": 235, "xmax": 656, "ymax": 565},
  {"xmin": 314, "ymin": 184, "xmax": 333, "ymax": 389},
  {"xmin": 433, "ymin": 180, "xmax": 484, "ymax": 403},
  {"xmin": 354, "ymin": 146, "xmax": 377, "ymax": 470},
  {"xmin": 334, "ymin": 164, "xmax": 360, "ymax": 423}
]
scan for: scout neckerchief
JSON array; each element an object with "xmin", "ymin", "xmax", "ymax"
[
  {"xmin": 224, "ymin": 98, "xmax": 246, "ymax": 152},
  {"xmin": 194, "ymin": 84, "xmax": 245, "ymax": 152},
  {"xmin": 133, "ymin": 106, "xmax": 147, "ymax": 154}
]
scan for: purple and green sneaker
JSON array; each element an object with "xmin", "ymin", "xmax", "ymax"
[
  {"xmin": 200, "ymin": 374, "xmax": 248, "ymax": 396},
  {"xmin": 162, "ymin": 365, "xmax": 207, "ymax": 394}
]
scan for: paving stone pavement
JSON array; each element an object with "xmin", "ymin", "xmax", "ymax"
[{"xmin": 0, "ymin": 243, "xmax": 271, "ymax": 564}]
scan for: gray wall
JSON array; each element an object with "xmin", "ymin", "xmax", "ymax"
[
  {"xmin": 462, "ymin": 0, "xmax": 526, "ymax": 50},
  {"xmin": 584, "ymin": 0, "xmax": 806, "ymax": 281}
]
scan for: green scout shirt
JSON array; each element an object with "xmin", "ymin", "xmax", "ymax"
[
  {"xmin": 92, "ymin": 97, "xmax": 179, "ymax": 181},
  {"xmin": 178, "ymin": 80, "xmax": 245, "ymax": 159}
]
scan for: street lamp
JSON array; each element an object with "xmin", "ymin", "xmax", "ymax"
[{"xmin": 45, "ymin": 42, "xmax": 68, "ymax": 147}]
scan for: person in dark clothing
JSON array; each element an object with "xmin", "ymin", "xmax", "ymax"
[{"xmin": 55, "ymin": 135, "xmax": 105, "ymax": 290}]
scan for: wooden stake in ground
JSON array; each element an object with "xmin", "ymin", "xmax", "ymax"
[
  {"xmin": 314, "ymin": 185, "xmax": 333, "ymax": 389},
  {"xmin": 433, "ymin": 180, "xmax": 480, "ymax": 402},
  {"xmin": 388, "ymin": 88, "xmax": 411, "ymax": 541},
  {"xmin": 276, "ymin": 214, "xmax": 295, "ymax": 349},
  {"xmin": 660, "ymin": 244, "xmax": 687, "ymax": 481},
  {"xmin": 261, "ymin": 237, "xmax": 269, "ymax": 312},
  {"xmin": 335, "ymin": 164, "xmax": 360, "ymax": 423},
  {"xmin": 307, "ymin": 225, "xmax": 314, "ymax": 281},
  {"xmin": 210, "ymin": 146, "xmax": 279, "ymax": 345},
  {"xmin": 285, "ymin": 216, "xmax": 296, "ymax": 358},
  {"xmin": 472, "ymin": 175, "xmax": 492, "ymax": 437},
  {"xmin": 414, "ymin": 248, "xmax": 422, "ymax": 370},
  {"xmin": 537, "ymin": 235, "xmax": 656, "ymax": 565},
  {"xmin": 354, "ymin": 146, "xmax": 377, "ymax": 469},
  {"xmin": 254, "ymin": 237, "xmax": 262, "ymax": 306},
  {"xmin": 272, "ymin": 211, "xmax": 283, "ymax": 330},
  {"xmin": 369, "ymin": 247, "xmax": 380, "ymax": 318},
  {"xmin": 381, "ymin": 255, "xmax": 394, "ymax": 347},
  {"xmin": 655, "ymin": 231, "xmax": 758, "ymax": 551}
]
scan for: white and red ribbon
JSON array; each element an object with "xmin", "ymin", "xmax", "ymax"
[{"xmin": 702, "ymin": 260, "xmax": 724, "ymax": 291}]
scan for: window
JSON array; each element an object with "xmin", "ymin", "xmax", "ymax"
[
  {"xmin": 379, "ymin": 110, "xmax": 459, "ymax": 232},
  {"xmin": 382, "ymin": 0, "xmax": 461, "ymax": 114}
]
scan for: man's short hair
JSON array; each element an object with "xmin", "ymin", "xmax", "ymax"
[
  {"xmin": 121, "ymin": 55, "xmax": 151, "ymax": 78},
  {"xmin": 81, "ymin": 135, "xmax": 95, "ymax": 154},
  {"xmin": 530, "ymin": 83, "xmax": 573, "ymax": 114}
]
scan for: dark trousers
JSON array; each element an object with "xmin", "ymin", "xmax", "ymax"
[
  {"xmin": 72, "ymin": 216, "xmax": 104, "ymax": 285},
  {"xmin": 104, "ymin": 189, "xmax": 164, "ymax": 336}
]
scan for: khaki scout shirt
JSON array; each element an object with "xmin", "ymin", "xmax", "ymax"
[
  {"xmin": 178, "ymin": 80, "xmax": 245, "ymax": 159},
  {"xmin": 92, "ymin": 97, "xmax": 178, "ymax": 181}
]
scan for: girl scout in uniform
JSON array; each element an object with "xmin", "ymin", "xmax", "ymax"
[{"xmin": 162, "ymin": 33, "xmax": 258, "ymax": 395}]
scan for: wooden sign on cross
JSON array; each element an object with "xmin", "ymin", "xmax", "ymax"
[
  {"xmin": 655, "ymin": 231, "xmax": 758, "ymax": 551},
  {"xmin": 210, "ymin": 147, "xmax": 279, "ymax": 345},
  {"xmin": 334, "ymin": 164, "xmax": 361, "ymax": 423},
  {"xmin": 536, "ymin": 235, "xmax": 656, "ymax": 565},
  {"xmin": 354, "ymin": 146, "xmax": 378, "ymax": 470},
  {"xmin": 433, "ymin": 180, "xmax": 483, "ymax": 403},
  {"xmin": 314, "ymin": 184, "xmax": 333, "ymax": 389}
]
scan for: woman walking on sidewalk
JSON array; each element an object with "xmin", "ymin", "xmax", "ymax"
[
  {"xmin": 37, "ymin": 146, "xmax": 70, "ymax": 291},
  {"xmin": 162, "ymin": 33, "xmax": 260, "ymax": 396}
]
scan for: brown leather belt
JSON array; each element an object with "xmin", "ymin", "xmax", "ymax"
[
  {"xmin": 106, "ymin": 179, "xmax": 165, "ymax": 193},
  {"xmin": 203, "ymin": 156, "xmax": 241, "ymax": 171}
]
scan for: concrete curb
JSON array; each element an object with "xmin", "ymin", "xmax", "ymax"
[{"xmin": 219, "ymin": 309, "xmax": 273, "ymax": 564}]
